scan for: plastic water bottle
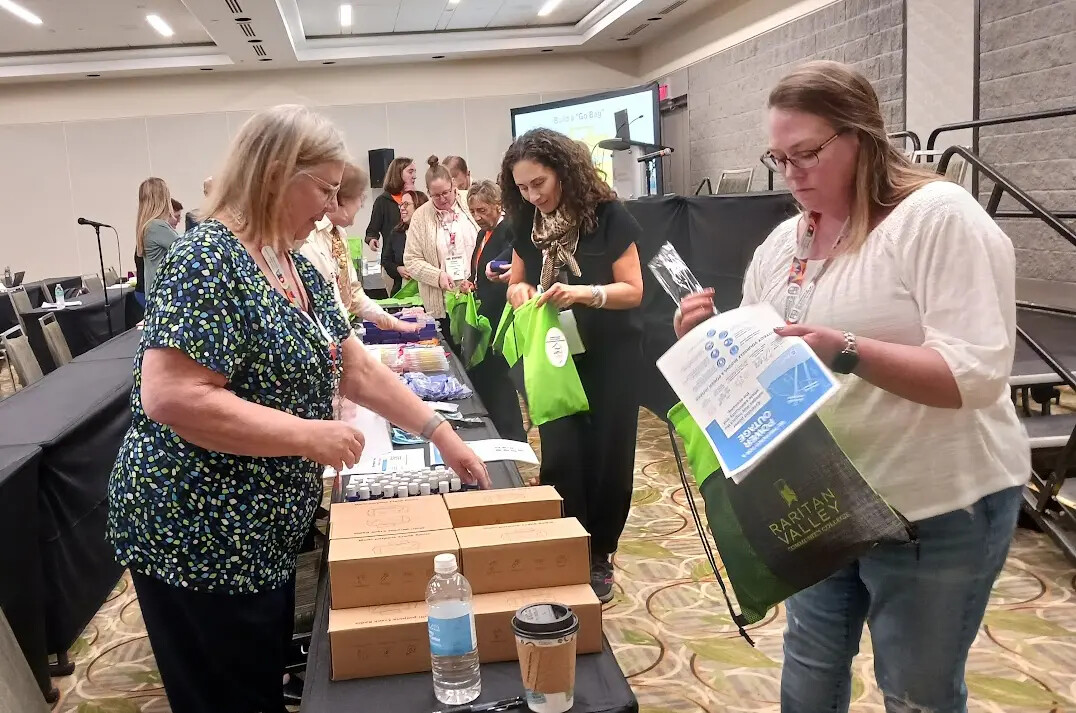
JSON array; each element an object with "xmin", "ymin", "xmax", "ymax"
[
  {"xmin": 427, "ymin": 553, "xmax": 481, "ymax": 705},
  {"xmin": 3, "ymin": 266, "xmax": 11, "ymax": 287},
  {"xmin": 54, "ymin": 284, "xmax": 65, "ymax": 308}
]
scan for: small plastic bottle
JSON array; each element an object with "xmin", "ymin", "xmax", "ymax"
[{"xmin": 426, "ymin": 553, "xmax": 481, "ymax": 704}]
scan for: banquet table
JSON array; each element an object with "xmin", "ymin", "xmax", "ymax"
[
  {"xmin": 300, "ymin": 343, "xmax": 638, "ymax": 713},
  {"xmin": 20, "ymin": 286, "xmax": 136, "ymax": 373},
  {"xmin": 0, "ymin": 342, "xmax": 134, "ymax": 686}
]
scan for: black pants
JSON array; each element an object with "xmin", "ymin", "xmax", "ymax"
[
  {"xmin": 132, "ymin": 570, "xmax": 295, "ymax": 713},
  {"xmin": 469, "ymin": 353, "xmax": 527, "ymax": 442},
  {"xmin": 536, "ymin": 337, "xmax": 641, "ymax": 557}
]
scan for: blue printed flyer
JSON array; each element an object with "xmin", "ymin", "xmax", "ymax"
[{"xmin": 657, "ymin": 304, "xmax": 840, "ymax": 482}]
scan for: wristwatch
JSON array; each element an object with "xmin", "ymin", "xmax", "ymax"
[
  {"xmin": 420, "ymin": 412, "xmax": 447, "ymax": 440},
  {"xmin": 831, "ymin": 331, "xmax": 860, "ymax": 374}
]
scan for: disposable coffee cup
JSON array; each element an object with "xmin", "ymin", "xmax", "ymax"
[{"xmin": 511, "ymin": 603, "xmax": 580, "ymax": 713}]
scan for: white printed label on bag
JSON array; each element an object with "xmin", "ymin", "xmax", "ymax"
[{"xmin": 545, "ymin": 327, "xmax": 569, "ymax": 367}]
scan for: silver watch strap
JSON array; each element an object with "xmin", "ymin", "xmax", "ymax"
[{"xmin": 420, "ymin": 412, "xmax": 447, "ymax": 440}]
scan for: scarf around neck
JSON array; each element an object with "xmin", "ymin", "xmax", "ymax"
[{"xmin": 531, "ymin": 207, "xmax": 581, "ymax": 290}]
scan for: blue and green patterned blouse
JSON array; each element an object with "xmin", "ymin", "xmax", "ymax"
[{"xmin": 107, "ymin": 219, "xmax": 352, "ymax": 594}]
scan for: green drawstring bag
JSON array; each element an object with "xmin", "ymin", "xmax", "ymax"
[
  {"xmin": 509, "ymin": 299, "xmax": 589, "ymax": 426},
  {"xmin": 445, "ymin": 292, "xmax": 492, "ymax": 369},
  {"xmin": 668, "ymin": 402, "xmax": 914, "ymax": 624},
  {"xmin": 492, "ymin": 303, "xmax": 519, "ymax": 366},
  {"xmin": 392, "ymin": 279, "xmax": 421, "ymax": 302}
]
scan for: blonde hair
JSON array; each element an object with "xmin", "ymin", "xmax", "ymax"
[
  {"xmin": 467, "ymin": 179, "xmax": 500, "ymax": 208},
  {"xmin": 203, "ymin": 104, "xmax": 349, "ymax": 249},
  {"xmin": 768, "ymin": 61, "xmax": 940, "ymax": 251},
  {"xmin": 135, "ymin": 177, "xmax": 172, "ymax": 257},
  {"xmin": 338, "ymin": 161, "xmax": 369, "ymax": 204}
]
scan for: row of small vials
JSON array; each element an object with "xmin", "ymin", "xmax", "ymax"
[{"xmin": 343, "ymin": 468, "xmax": 478, "ymax": 501}]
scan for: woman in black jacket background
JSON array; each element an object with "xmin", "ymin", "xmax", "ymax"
[
  {"xmin": 466, "ymin": 179, "xmax": 526, "ymax": 442},
  {"xmin": 365, "ymin": 157, "xmax": 416, "ymax": 250},
  {"xmin": 382, "ymin": 189, "xmax": 427, "ymax": 295}
]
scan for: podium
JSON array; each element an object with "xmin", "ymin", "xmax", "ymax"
[{"xmin": 598, "ymin": 138, "xmax": 655, "ymax": 199}]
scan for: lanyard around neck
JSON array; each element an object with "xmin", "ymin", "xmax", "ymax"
[
  {"xmin": 782, "ymin": 213, "xmax": 845, "ymax": 325},
  {"xmin": 260, "ymin": 246, "xmax": 339, "ymax": 372}
]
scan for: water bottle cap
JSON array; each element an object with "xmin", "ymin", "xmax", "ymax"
[{"xmin": 434, "ymin": 553, "xmax": 458, "ymax": 574}]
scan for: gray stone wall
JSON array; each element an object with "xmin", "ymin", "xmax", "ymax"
[
  {"xmin": 686, "ymin": 0, "xmax": 905, "ymax": 192},
  {"xmin": 977, "ymin": 0, "xmax": 1076, "ymax": 290}
]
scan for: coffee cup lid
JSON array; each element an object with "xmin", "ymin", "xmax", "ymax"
[{"xmin": 511, "ymin": 603, "xmax": 579, "ymax": 640}]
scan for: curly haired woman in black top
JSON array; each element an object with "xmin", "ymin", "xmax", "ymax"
[{"xmin": 499, "ymin": 128, "xmax": 644, "ymax": 603}]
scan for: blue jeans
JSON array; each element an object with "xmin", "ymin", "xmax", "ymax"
[{"xmin": 781, "ymin": 486, "xmax": 1022, "ymax": 713}]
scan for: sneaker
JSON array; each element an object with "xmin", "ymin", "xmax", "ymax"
[{"xmin": 590, "ymin": 556, "xmax": 615, "ymax": 603}]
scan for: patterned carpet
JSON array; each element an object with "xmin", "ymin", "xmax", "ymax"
[{"xmin": 38, "ymin": 408, "xmax": 1076, "ymax": 713}]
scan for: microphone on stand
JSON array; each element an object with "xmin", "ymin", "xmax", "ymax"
[
  {"xmin": 637, "ymin": 147, "xmax": 675, "ymax": 162},
  {"xmin": 77, "ymin": 217, "xmax": 113, "ymax": 229},
  {"xmin": 76, "ymin": 217, "xmax": 116, "ymax": 338}
]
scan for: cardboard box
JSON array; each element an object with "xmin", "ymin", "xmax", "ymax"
[
  {"xmin": 443, "ymin": 485, "xmax": 564, "ymax": 528},
  {"xmin": 328, "ymin": 601, "xmax": 431, "ymax": 680},
  {"xmin": 473, "ymin": 584, "xmax": 603, "ymax": 663},
  {"xmin": 328, "ymin": 530, "xmax": 459, "ymax": 609},
  {"xmin": 330, "ymin": 496, "xmax": 453, "ymax": 539},
  {"xmin": 455, "ymin": 518, "xmax": 590, "ymax": 595}
]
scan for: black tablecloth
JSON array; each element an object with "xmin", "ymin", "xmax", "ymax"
[
  {"xmin": 20, "ymin": 277, "xmax": 84, "ymax": 309},
  {"xmin": 301, "ymin": 344, "xmax": 637, "ymax": 713},
  {"xmin": 0, "ymin": 445, "xmax": 50, "ymax": 698},
  {"xmin": 71, "ymin": 327, "xmax": 142, "ymax": 363},
  {"xmin": 0, "ymin": 357, "xmax": 131, "ymax": 655},
  {"xmin": 22, "ymin": 287, "xmax": 136, "ymax": 373}
]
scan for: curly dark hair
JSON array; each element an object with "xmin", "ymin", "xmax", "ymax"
[{"xmin": 499, "ymin": 128, "xmax": 615, "ymax": 235}]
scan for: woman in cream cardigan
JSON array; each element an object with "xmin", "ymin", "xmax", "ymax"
[{"xmin": 403, "ymin": 155, "xmax": 480, "ymax": 342}]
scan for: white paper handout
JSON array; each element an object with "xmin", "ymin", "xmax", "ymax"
[
  {"xmin": 342, "ymin": 448, "xmax": 426, "ymax": 476},
  {"xmin": 657, "ymin": 303, "xmax": 840, "ymax": 483},
  {"xmin": 468, "ymin": 439, "xmax": 540, "ymax": 465}
]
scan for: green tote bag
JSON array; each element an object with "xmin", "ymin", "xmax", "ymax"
[
  {"xmin": 502, "ymin": 299, "xmax": 589, "ymax": 426},
  {"xmin": 445, "ymin": 291, "xmax": 492, "ymax": 369}
]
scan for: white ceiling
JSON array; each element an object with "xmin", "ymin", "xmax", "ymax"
[
  {"xmin": 300, "ymin": 0, "xmax": 602, "ymax": 36},
  {"xmin": 0, "ymin": 0, "xmax": 212, "ymax": 54},
  {"xmin": 0, "ymin": 0, "xmax": 719, "ymax": 81}
]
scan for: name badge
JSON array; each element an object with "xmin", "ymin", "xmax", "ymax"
[{"xmin": 445, "ymin": 254, "xmax": 468, "ymax": 282}]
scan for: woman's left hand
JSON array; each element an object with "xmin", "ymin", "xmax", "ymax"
[
  {"xmin": 774, "ymin": 323, "xmax": 846, "ymax": 366},
  {"xmin": 432, "ymin": 425, "xmax": 492, "ymax": 489},
  {"xmin": 536, "ymin": 283, "xmax": 587, "ymax": 309}
]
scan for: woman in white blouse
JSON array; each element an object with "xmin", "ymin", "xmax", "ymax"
[
  {"xmin": 300, "ymin": 162, "xmax": 417, "ymax": 333},
  {"xmin": 676, "ymin": 61, "xmax": 1029, "ymax": 713},
  {"xmin": 403, "ymin": 155, "xmax": 480, "ymax": 342}
]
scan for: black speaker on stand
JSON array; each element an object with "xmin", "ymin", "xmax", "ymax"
[{"xmin": 368, "ymin": 148, "xmax": 395, "ymax": 189}]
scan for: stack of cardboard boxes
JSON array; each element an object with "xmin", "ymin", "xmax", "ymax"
[{"xmin": 326, "ymin": 486, "xmax": 604, "ymax": 681}]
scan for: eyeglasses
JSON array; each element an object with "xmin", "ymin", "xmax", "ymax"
[
  {"xmin": 299, "ymin": 171, "xmax": 341, "ymax": 203},
  {"xmin": 760, "ymin": 132, "xmax": 842, "ymax": 173},
  {"xmin": 431, "ymin": 187, "xmax": 455, "ymax": 202}
]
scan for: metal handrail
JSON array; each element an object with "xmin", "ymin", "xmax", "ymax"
[
  {"xmin": 926, "ymin": 105, "xmax": 1076, "ymax": 159},
  {"xmin": 888, "ymin": 130, "xmax": 921, "ymax": 153},
  {"xmin": 694, "ymin": 178, "xmax": 712, "ymax": 195},
  {"xmin": 995, "ymin": 210, "xmax": 1076, "ymax": 220},
  {"xmin": 937, "ymin": 146, "xmax": 1076, "ymax": 250}
]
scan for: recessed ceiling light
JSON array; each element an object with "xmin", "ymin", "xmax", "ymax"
[
  {"xmin": 537, "ymin": 0, "xmax": 562, "ymax": 17},
  {"xmin": 247, "ymin": 39, "xmax": 261, "ymax": 43},
  {"xmin": 259, "ymin": 57, "xmax": 272, "ymax": 62},
  {"xmin": 449, "ymin": 0, "xmax": 460, "ymax": 5},
  {"xmin": 540, "ymin": 48, "xmax": 553, "ymax": 52},
  {"xmin": 86, "ymin": 73, "xmax": 101, "ymax": 78},
  {"xmin": 234, "ymin": 17, "xmax": 251, "ymax": 22},
  {"xmin": 146, "ymin": 14, "xmax": 174, "ymax": 37},
  {"xmin": 616, "ymin": 37, "xmax": 629, "ymax": 41},
  {"xmin": 0, "ymin": 0, "xmax": 43, "ymax": 25},
  {"xmin": 339, "ymin": 4, "xmax": 352, "ymax": 27},
  {"xmin": 323, "ymin": 61, "xmax": 336, "ymax": 65},
  {"xmin": 200, "ymin": 67, "xmax": 213, "ymax": 71},
  {"xmin": 431, "ymin": 55, "xmax": 445, "ymax": 59},
  {"xmin": 647, "ymin": 16, "xmax": 662, "ymax": 20}
]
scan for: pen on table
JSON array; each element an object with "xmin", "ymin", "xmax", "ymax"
[{"xmin": 432, "ymin": 695, "xmax": 527, "ymax": 713}]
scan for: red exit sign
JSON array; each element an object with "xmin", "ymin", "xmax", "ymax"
[{"xmin": 658, "ymin": 84, "xmax": 669, "ymax": 101}]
